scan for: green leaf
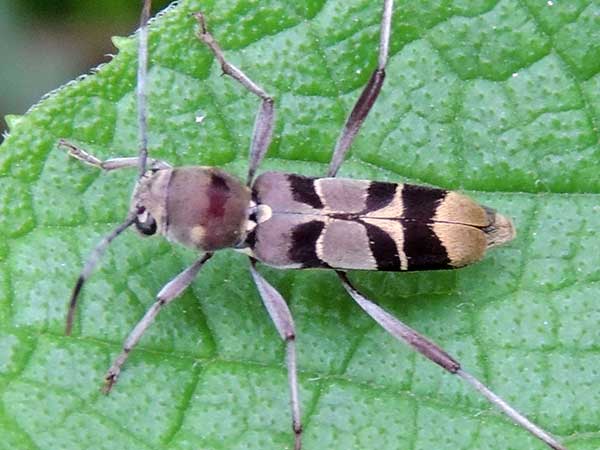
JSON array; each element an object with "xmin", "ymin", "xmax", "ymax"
[{"xmin": 1, "ymin": 1, "xmax": 599, "ymax": 449}]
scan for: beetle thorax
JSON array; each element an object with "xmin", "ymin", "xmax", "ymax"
[{"xmin": 132, "ymin": 167, "xmax": 251, "ymax": 251}]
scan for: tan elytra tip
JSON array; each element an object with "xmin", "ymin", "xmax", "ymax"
[{"xmin": 483, "ymin": 208, "xmax": 517, "ymax": 248}]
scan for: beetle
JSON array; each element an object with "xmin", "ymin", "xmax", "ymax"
[{"xmin": 58, "ymin": 1, "xmax": 567, "ymax": 449}]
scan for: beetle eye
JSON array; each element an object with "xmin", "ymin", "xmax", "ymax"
[{"xmin": 135, "ymin": 209, "xmax": 157, "ymax": 236}]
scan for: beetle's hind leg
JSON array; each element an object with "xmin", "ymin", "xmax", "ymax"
[
  {"xmin": 103, "ymin": 253, "xmax": 213, "ymax": 392},
  {"xmin": 327, "ymin": 0, "xmax": 393, "ymax": 177},
  {"xmin": 58, "ymin": 139, "xmax": 171, "ymax": 172},
  {"xmin": 337, "ymin": 272, "xmax": 567, "ymax": 450},
  {"xmin": 194, "ymin": 13, "xmax": 274, "ymax": 186}
]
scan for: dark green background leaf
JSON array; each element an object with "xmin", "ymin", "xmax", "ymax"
[{"xmin": 1, "ymin": 1, "xmax": 599, "ymax": 449}]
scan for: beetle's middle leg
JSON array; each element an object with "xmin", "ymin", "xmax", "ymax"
[
  {"xmin": 103, "ymin": 253, "xmax": 213, "ymax": 393},
  {"xmin": 327, "ymin": 0, "xmax": 393, "ymax": 177},
  {"xmin": 249, "ymin": 259, "xmax": 302, "ymax": 450},
  {"xmin": 58, "ymin": 139, "xmax": 171, "ymax": 171},
  {"xmin": 194, "ymin": 13, "xmax": 274, "ymax": 186}
]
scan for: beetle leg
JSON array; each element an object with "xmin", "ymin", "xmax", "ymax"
[
  {"xmin": 327, "ymin": 0, "xmax": 393, "ymax": 177},
  {"xmin": 58, "ymin": 139, "xmax": 171, "ymax": 171},
  {"xmin": 337, "ymin": 271, "xmax": 567, "ymax": 450},
  {"xmin": 194, "ymin": 13, "xmax": 274, "ymax": 186},
  {"xmin": 249, "ymin": 259, "xmax": 302, "ymax": 450},
  {"xmin": 103, "ymin": 253, "xmax": 213, "ymax": 393}
]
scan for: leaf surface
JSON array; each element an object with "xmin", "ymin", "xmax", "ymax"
[{"xmin": 1, "ymin": 1, "xmax": 599, "ymax": 449}]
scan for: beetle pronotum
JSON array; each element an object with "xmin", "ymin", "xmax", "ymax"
[{"xmin": 58, "ymin": 1, "xmax": 568, "ymax": 449}]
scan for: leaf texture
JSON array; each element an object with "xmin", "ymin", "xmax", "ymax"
[{"xmin": 1, "ymin": 1, "xmax": 599, "ymax": 449}]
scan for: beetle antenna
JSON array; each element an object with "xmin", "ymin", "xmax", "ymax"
[
  {"xmin": 65, "ymin": 214, "xmax": 137, "ymax": 335},
  {"xmin": 137, "ymin": 0, "xmax": 152, "ymax": 179}
]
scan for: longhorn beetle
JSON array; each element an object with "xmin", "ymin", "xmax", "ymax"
[{"xmin": 58, "ymin": 1, "xmax": 567, "ymax": 449}]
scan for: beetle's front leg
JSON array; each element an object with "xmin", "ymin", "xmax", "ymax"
[
  {"xmin": 103, "ymin": 253, "xmax": 213, "ymax": 392},
  {"xmin": 58, "ymin": 139, "xmax": 171, "ymax": 172}
]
